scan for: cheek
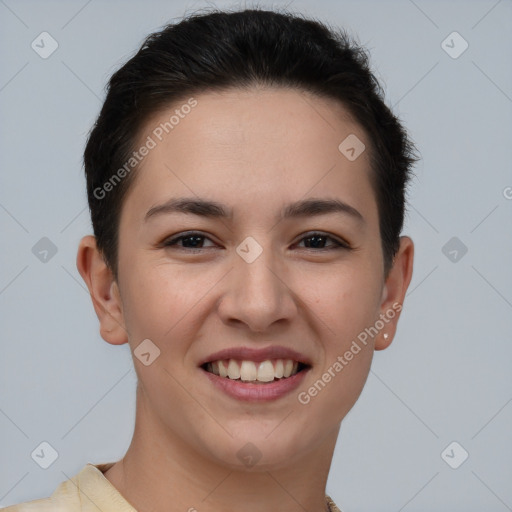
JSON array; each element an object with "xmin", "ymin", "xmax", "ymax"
[
  {"xmin": 119, "ymin": 262, "xmax": 222, "ymax": 371},
  {"xmin": 120, "ymin": 266, "xmax": 190, "ymax": 344},
  {"xmin": 121, "ymin": 269, "xmax": 197, "ymax": 410},
  {"xmin": 308, "ymin": 265, "xmax": 381, "ymax": 421},
  {"xmin": 299, "ymin": 346, "xmax": 374, "ymax": 435},
  {"xmin": 297, "ymin": 282, "xmax": 377, "ymax": 429},
  {"xmin": 308, "ymin": 263, "xmax": 383, "ymax": 340}
]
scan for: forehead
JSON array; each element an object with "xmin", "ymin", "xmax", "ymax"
[{"xmin": 121, "ymin": 87, "xmax": 377, "ymax": 226}]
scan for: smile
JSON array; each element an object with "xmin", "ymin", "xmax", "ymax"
[
  {"xmin": 202, "ymin": 359, "xmax": 309, "ymax": 383},
  {"xmin": 200, "ymin": 358, "xmax": 311, "ymax": 402}
]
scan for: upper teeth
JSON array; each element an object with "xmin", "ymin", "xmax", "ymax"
[{"xmin": 206, "ymin": 359, "xmax": 300, "ymax": 382}]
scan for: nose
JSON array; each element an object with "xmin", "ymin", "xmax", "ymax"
[{"xmin": 217, "ymin": 241, "xmax": 298, "ymax": 333}]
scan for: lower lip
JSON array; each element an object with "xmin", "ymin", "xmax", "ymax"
[{"xmin": 201, "ymin": 367, "xmax": 310, "ymax": 402}]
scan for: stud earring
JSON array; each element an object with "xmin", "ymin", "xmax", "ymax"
[{"xmin": 383, "ymin": 333, "xmax": 389, "ymax": 340}]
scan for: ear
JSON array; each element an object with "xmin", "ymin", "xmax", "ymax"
[
  {"xmin": 374, "ymin": 236, "xmax": 414, "ymax": 350},
  {"xmin": 76, "ymin": 235, "xmax": 128, "ymax": 345}
]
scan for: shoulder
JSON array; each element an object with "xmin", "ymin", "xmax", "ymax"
[
  {"xmin": 0, "ymin": 465, "xmax": 98, "ymax": 512},
  {"xmin": 0, "ymin": 488, "xmax": 78, "ymax": 511},
  {"xmin": 1, "ymin": 497, "xmax": 65, "ymax": 511},
  {"xmin": 1, "ymin": 462, "xmax": 129, "ymax": 512}
]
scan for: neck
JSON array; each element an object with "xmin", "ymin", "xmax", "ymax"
[{"xmin": 104, "ymin": 386, "xmax": 340, "ymax": 512}]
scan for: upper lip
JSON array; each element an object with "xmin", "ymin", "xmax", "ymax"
[{"xmin": 199, "ymin": 346, "xmax": 312, "ymax": 367}]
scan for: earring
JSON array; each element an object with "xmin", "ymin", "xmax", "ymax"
[{"xmin": 383, "ymin": 333, "xmax": 389, "ymax": 340}]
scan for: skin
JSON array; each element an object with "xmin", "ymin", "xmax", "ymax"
[{"xmin": 77, "ymin": 87, "xmax": 414, "ymax": 512}]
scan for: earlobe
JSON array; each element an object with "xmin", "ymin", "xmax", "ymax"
[
  {"xmin": 375, "ymin": 236, "xmax": 414, "ymax": 351},
  {"xmin": 76, "ymin": 235, "xmax": 128, "ymax": 345}
]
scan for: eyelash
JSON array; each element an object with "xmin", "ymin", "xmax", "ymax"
[{"xmin": 161, "ymin": 231, "xmax": 351, "ymax": 252}]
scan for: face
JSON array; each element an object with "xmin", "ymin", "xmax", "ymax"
[{"xmin": 87, "ymin": 87, "xmax": 408, "ymax": 471}]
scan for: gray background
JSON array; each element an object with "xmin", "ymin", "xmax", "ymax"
[{"xmin": 1, "ymin": 0, "xmax": 511, "ymax": 510}]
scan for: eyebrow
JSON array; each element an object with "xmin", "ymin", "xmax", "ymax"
[{"xmin": 144, "ymin": 197, "xmax": 365, "ymax": 224}]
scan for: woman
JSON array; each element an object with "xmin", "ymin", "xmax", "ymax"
[{"xmin": 4, "ymin": 7, "xmax": 415, "ymax": 512}]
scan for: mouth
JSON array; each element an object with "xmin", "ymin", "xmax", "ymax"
[{"xmin": 200, "ymin": 359, "xmax": 311, "ymax": 384}]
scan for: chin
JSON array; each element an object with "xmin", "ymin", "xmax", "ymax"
[{"xmin": 202, "ymin": 425, "xmax": 315, "ymax": 472}]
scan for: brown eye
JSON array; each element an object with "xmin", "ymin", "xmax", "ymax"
[
  {"xmin": 296, "ymin": 232, "xmax": 350, "ymax": 250},
  {"xmin": 163, "ymin": 232, "xmax": 216, "ymax": 250}
]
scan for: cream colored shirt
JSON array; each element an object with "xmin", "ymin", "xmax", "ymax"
[{"xmin": 1, "ymin": 462, "xmax": 342, "ymax": 512}]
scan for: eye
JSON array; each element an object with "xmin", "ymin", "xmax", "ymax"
[
  {"xmin": 295, "ymin": 232, "xmax": 351, "ymax": 251},
  {"xmin": 161, "ymin": 231, "xmax": 351, "ymax": 252},
  {"xmin": 162, "ymin": 232, "xmax": 217, "ymax": 251}
]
